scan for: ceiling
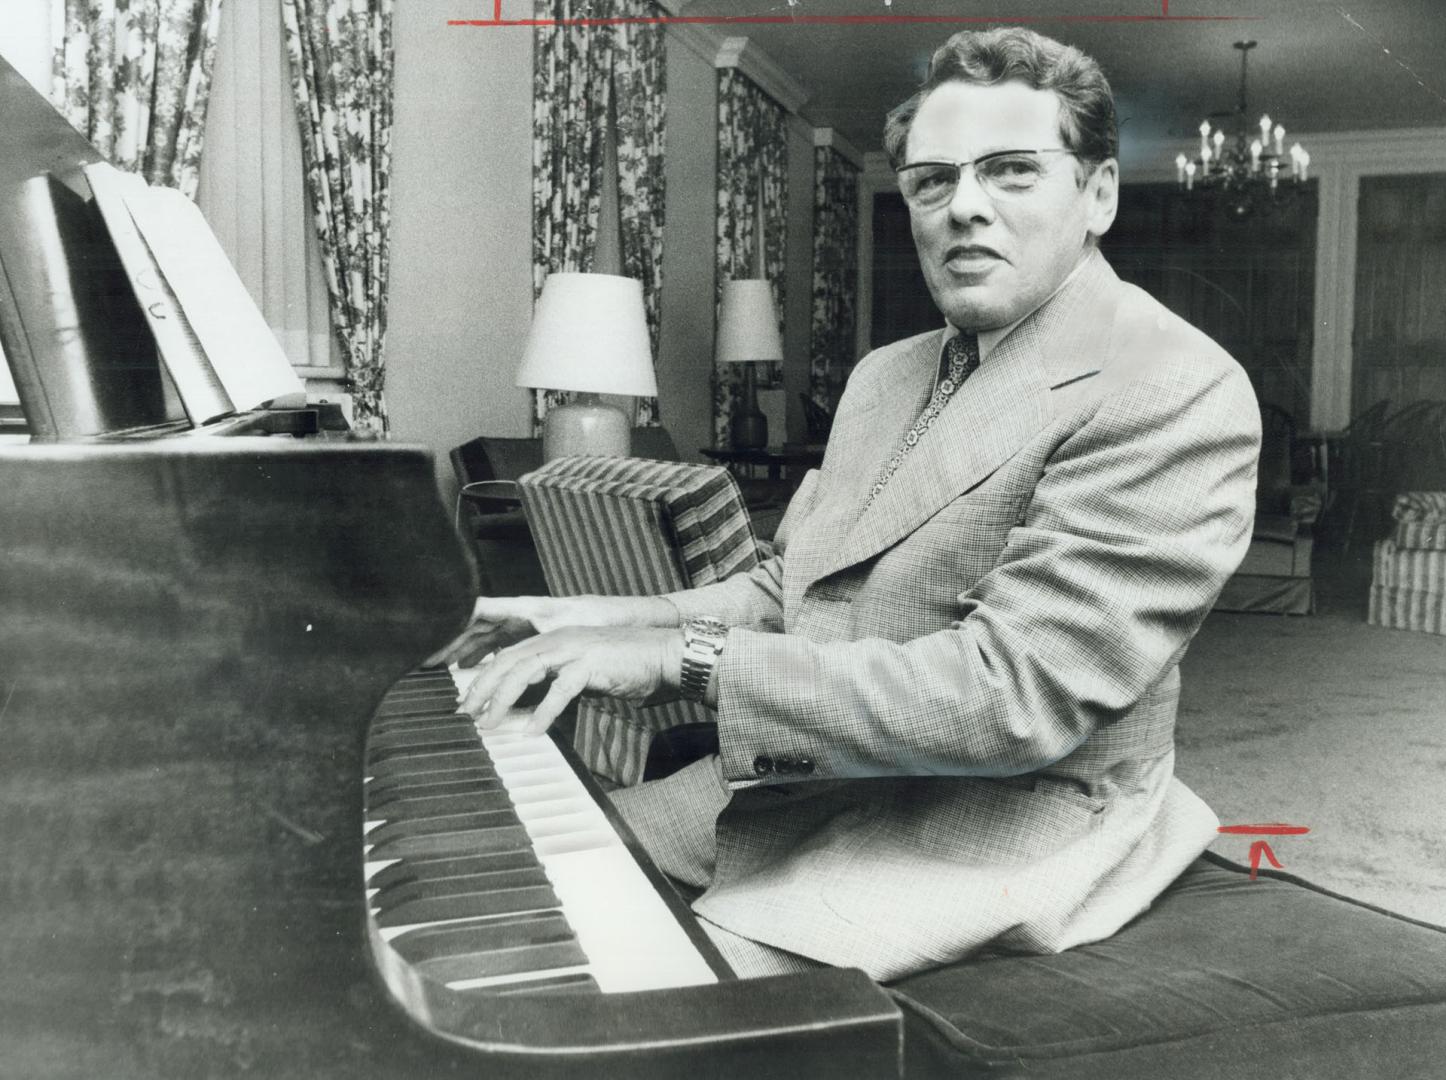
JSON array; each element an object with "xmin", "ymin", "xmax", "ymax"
[{"xmin": 675, "ymin": 0, "xmax": 1446, "ymax": 166}]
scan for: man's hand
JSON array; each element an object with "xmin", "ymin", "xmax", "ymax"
[
  {"xmin": 457, "ymin": 626, "xmax": 685, "ymax": 736},
  {"xmin": 428, "ymin": 594, "xmax": 680, "ymax": 668}
]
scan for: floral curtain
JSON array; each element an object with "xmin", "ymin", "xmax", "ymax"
[
  {"xmin": 51, "ymin": 0, "xmax": 224, "ymax": 199},
  {"xmin": 715, "ymin": 66, "xmax": 787, "ymax": 449},
  {"xmin": 612, "ymin": 12, "xmax": 666, "ymax": 427},
  {"xmin": 532, "ymin": 0, "xmax": 667, "ymax": 430},
  {"xmin": 281, "ymin": 0, "xmax": 394, "ymax": 436},
  {"xmin": 810, "ymin": 143, "xmax": 859, "ymax": 412}
]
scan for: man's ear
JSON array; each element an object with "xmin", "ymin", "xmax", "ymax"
[{"xmin": 1085, "ymin": 158, "xmax": 1119, "ymax": 241}]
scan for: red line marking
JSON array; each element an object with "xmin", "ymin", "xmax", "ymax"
[
  {"xmin": 450, "ymin": 14, "xmax": 1253, "ymax": 28},
  {"xmin": 1218, "ymin": 823, "xmax": 1311, "ymax": 836},
  {"xmin": 1248, "ymin": 839, "xmax": 1284, "ymax": 881}
]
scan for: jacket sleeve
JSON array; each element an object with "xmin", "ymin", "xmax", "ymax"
[{"xmin": 711, "ymin": 358, "xmax": 1260, "ymax": 783}]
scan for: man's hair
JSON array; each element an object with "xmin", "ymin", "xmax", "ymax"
[{"xmin": 882, "ymin": 27, "xmax": 1118, "ymax": 176}]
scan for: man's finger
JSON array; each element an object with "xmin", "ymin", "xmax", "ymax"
[
  {"xmin": 458, "ymin": 656, "xmax": 508, "ymax": 719},
  {"xmin": 526, "ymin": 667, "xmax": 589, "ymax": 736},
  {"xmin": 477, "ymin": 654, "xmax": 553, "ymax": 728}
]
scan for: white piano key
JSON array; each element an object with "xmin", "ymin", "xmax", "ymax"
[{"xmin": 359, "ymin": 667, "xmax": 723, "ymax": 993}]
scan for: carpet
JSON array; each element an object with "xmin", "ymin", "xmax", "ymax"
[{"xmin": 1177, "ymin": 547, "xmax": 1446, "ymax": 926}]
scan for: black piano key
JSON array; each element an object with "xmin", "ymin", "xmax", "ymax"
[
  {"xmin": 368, "ymin": 808, "xmax": 519, "ymax": 844},
  {"xmin": 375, "ymin": 692, "xmax": 461, "ymax": 717},
  {"xmin": 472, "ymin": 972, "xmax": 601, "ymax": 996},
  {"xmin": 367, "ymin": 849, "xmax": 540, "ymax": 892},
  {"xmin": 375, "ymin": 870, "xmax": 561, "ymax": 928},
  {"xmin": 375, "ymin": 863, "xmax": 551, "ymax": 906},
  {"xmin": 367, "ymin": 775, "xmax": 505, "ymax": 811},
  {"xmin": 366, "ymin": 766, "xmax": 500, "ymax": 802},
  {"xmin": 368, "ymin": 736, "xmax": 484, "ymax": 765},
  {"xmin": 370, "ymin": 707, "xmax": 468, "ymax": 728},
  {"xmin": 396, "ymin": 668, "xmax": 455, "ymax": 686},
  {"xmin": 370, "ymin": 708, "xmax": 465, "ymax": 734},
  {"xmin": 390, "ymin": 911, "xmax": 587, "ymax": 983},
  {"xmin": 368, "ymin": 788, "xmax": 515, "ymax": 823},
  {"xmin": 368, "ymin": 748, "xmax": 489, "ymax": 782},
  {"xmin": 368, "ymin": 718, "xmax": 475, "ymax": 742},
  {"xmin": 393, "ymin": 686, "xmax": 460, "ymax": 702},
  {"xmin": 367, "ymin": 820, "xmax": 534, "ymax": 861}
]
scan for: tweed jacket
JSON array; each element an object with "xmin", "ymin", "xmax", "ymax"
[{"xmin": 665, "ymin": 251, "xmax": 1260, "ymax": 981}]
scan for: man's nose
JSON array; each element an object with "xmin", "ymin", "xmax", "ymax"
[{"xmin": 947, "ymin": 167, "xmax": 995, "ymax": 224}]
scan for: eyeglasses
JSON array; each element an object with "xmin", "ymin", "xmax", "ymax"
[{"xmin": 896, "ymin": 149, "xmax": 1078, "ymax": 208}]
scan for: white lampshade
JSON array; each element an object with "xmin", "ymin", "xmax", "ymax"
[
  {"xmin": 716, "ymin": 279, "xmax": 783, "ymax": 365},
  {"xmin": 516, "ymin": 272, "xmax": 658, "ymax": 397}
]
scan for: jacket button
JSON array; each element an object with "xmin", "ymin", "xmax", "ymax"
[
  {"xmin": 752, "ymin": 754, "xmax": 774, "ymax": 776},
  {"xmin": 796, "ymin": 757, "xmax": 815, "ymax": 775}
]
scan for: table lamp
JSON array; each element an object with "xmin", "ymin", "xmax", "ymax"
[
  {"xmin": 516, "ymin": 272, "xmax": 659, "ymax": 460},
  {"xmin": 717, "ymin": 279, "xmax": 783, "ymax": 450}
]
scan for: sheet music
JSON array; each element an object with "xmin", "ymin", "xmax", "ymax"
[
  {"xmin": 84, "ymin": 162, "xmax": 307, "ymax": 419},
  {"xmin": 0, "ymin": 337, "xmax": 18, "ymax": 405},
  {"xmin": 81, "ymin": 163, "xmax": 234, "ymax": 425}
]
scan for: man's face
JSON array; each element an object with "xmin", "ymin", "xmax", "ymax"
[{"xmin": 904, "ymin": 79, "xmax": 1118, "ymax": 331}]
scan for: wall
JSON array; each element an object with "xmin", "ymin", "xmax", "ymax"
[
  {"xmin": 385, "ymin": 19, "xmax": 823, "ymax": 478},
  {"xmin": 386, "ymin": 8, "xmax": 535, "ymax": 488},
  {"xmin": 654, "ymin": 32, "xmax": 718, "ymax": 463}
]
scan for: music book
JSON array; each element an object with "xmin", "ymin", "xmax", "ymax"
[{"xmin": 81, "ymin": 162, "xmax": 306, "ymax": 425}]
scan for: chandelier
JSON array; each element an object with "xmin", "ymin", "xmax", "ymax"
[{"xmin": 1173, "ymin": 41, "xmax": 1310, "ymax": 218}]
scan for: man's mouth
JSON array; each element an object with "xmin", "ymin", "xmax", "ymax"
[{"xmin": 943, "ymin": 244, "xmax": 1003, "ymax": 273}]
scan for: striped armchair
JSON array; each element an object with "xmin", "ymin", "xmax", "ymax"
[{"xmin": 516, "ymin": 456, "xmax": 763, "ymax": 785}]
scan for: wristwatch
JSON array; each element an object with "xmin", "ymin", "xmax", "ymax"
[{"xmin": 679, "ymin": 617, "xmax": 728, "ymax": 703}]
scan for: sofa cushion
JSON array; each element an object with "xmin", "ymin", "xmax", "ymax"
[{"xmin": 889, "ymin": 853, "xmax": 1446, "ymax": 1079}]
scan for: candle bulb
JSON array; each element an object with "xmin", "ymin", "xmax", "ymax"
[
  {"xmin": 1259, "ymin": 114, "xmax": 1272, "ymax": 146},
  {"xmin": 1250, "ymin": 138, "xmax": 1262, "ymax": 172},
  {"xmin": 1200, "ymin": 143, "xmax": 1211, "ymax": 175},
  {"xmin": 1199, "ymin": 119, "xmax": 1211, "ymax": 157},
  {"xmin": 1289, "ymin": 143, "xmax": 1303, "ymax": 178},
  {"xmin": 1175, "ymin": 152, "xmax": 1188, "ymax": 185},
  {"xmin": 1185, "ymin": 161, "xmax": 1196, "ymax": 191},
  {"xmin": 1298, "ymin": 149, "xmax": 1310, "ymax": 183},
  {"xmin": 1212, "ymin": 129, "xmax": 1225, "ymax": 151},
  {"xmin": 1273, "ymin": 123, "xmax": 1285, "ymax": 156}
]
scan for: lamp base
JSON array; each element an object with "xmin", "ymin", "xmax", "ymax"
[
  {"xmin": 730, "ymin": 410, "xmax": 768, "ymax": 451},
  {"xmin": 541, "ymin": 396, "xmax": 631, "ymax": 460}
]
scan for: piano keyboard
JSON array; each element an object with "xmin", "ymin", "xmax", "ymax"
[{"xmin": 364, "ymin": 668, "xmax": 725, "ymax": 996}]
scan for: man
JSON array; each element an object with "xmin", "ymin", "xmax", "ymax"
[{"xmin": 440, "ymin": 26, "xmax": 1259, "ymax": 982}]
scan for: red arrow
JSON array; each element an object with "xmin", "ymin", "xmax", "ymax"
[{"xmin": 1248, "ymin": 839, "xmax": 1285, "ymax": 881}]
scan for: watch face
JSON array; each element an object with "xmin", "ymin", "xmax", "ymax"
[{"xmin": 689, "ymin": 617, "xmax": 728, "ymax": 639}]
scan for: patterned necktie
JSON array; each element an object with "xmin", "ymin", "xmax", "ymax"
[{"xmin": 866, "ymin": 332, "xmax": 980, "ymax": 505}]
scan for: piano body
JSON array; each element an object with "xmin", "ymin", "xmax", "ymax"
[{"xmin": 0, "ymin": 59, "xmax": 901, "ymax": 1078}]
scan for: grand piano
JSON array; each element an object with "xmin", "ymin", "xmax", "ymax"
[
  {"xmin": 0, "ymin": 58, "xmax": 900, "ymax": 1078},
  {"xmin": 12, "ymin": 51, "xmax": 1446, "ymax": 1080}
]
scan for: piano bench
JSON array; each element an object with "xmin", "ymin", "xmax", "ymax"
[{"xmin": 888, "ymin": 852, "xmax": 1446, "ymax": 1079}]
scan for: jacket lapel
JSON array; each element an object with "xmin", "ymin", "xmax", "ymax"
[
  {"xmin": 815, "ymin": 250, "xmax": 1123, "ymax": 582},
  {"xmin": 793, "ymin": 330, "xmax": 939, "ymax": 552}
]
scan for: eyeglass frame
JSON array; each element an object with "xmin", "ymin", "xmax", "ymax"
[{"xmin": 895, "ymin": 148, "xmax": 1082, "ymax": 208}]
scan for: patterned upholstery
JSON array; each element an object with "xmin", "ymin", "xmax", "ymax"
[
  {"xmin": 1369, "ymin": 490, "xmax": 1446, "ymax": 634},
  {"xmin": 517, "ymin": 456, "xmax": 761, "ymax": 784}
]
